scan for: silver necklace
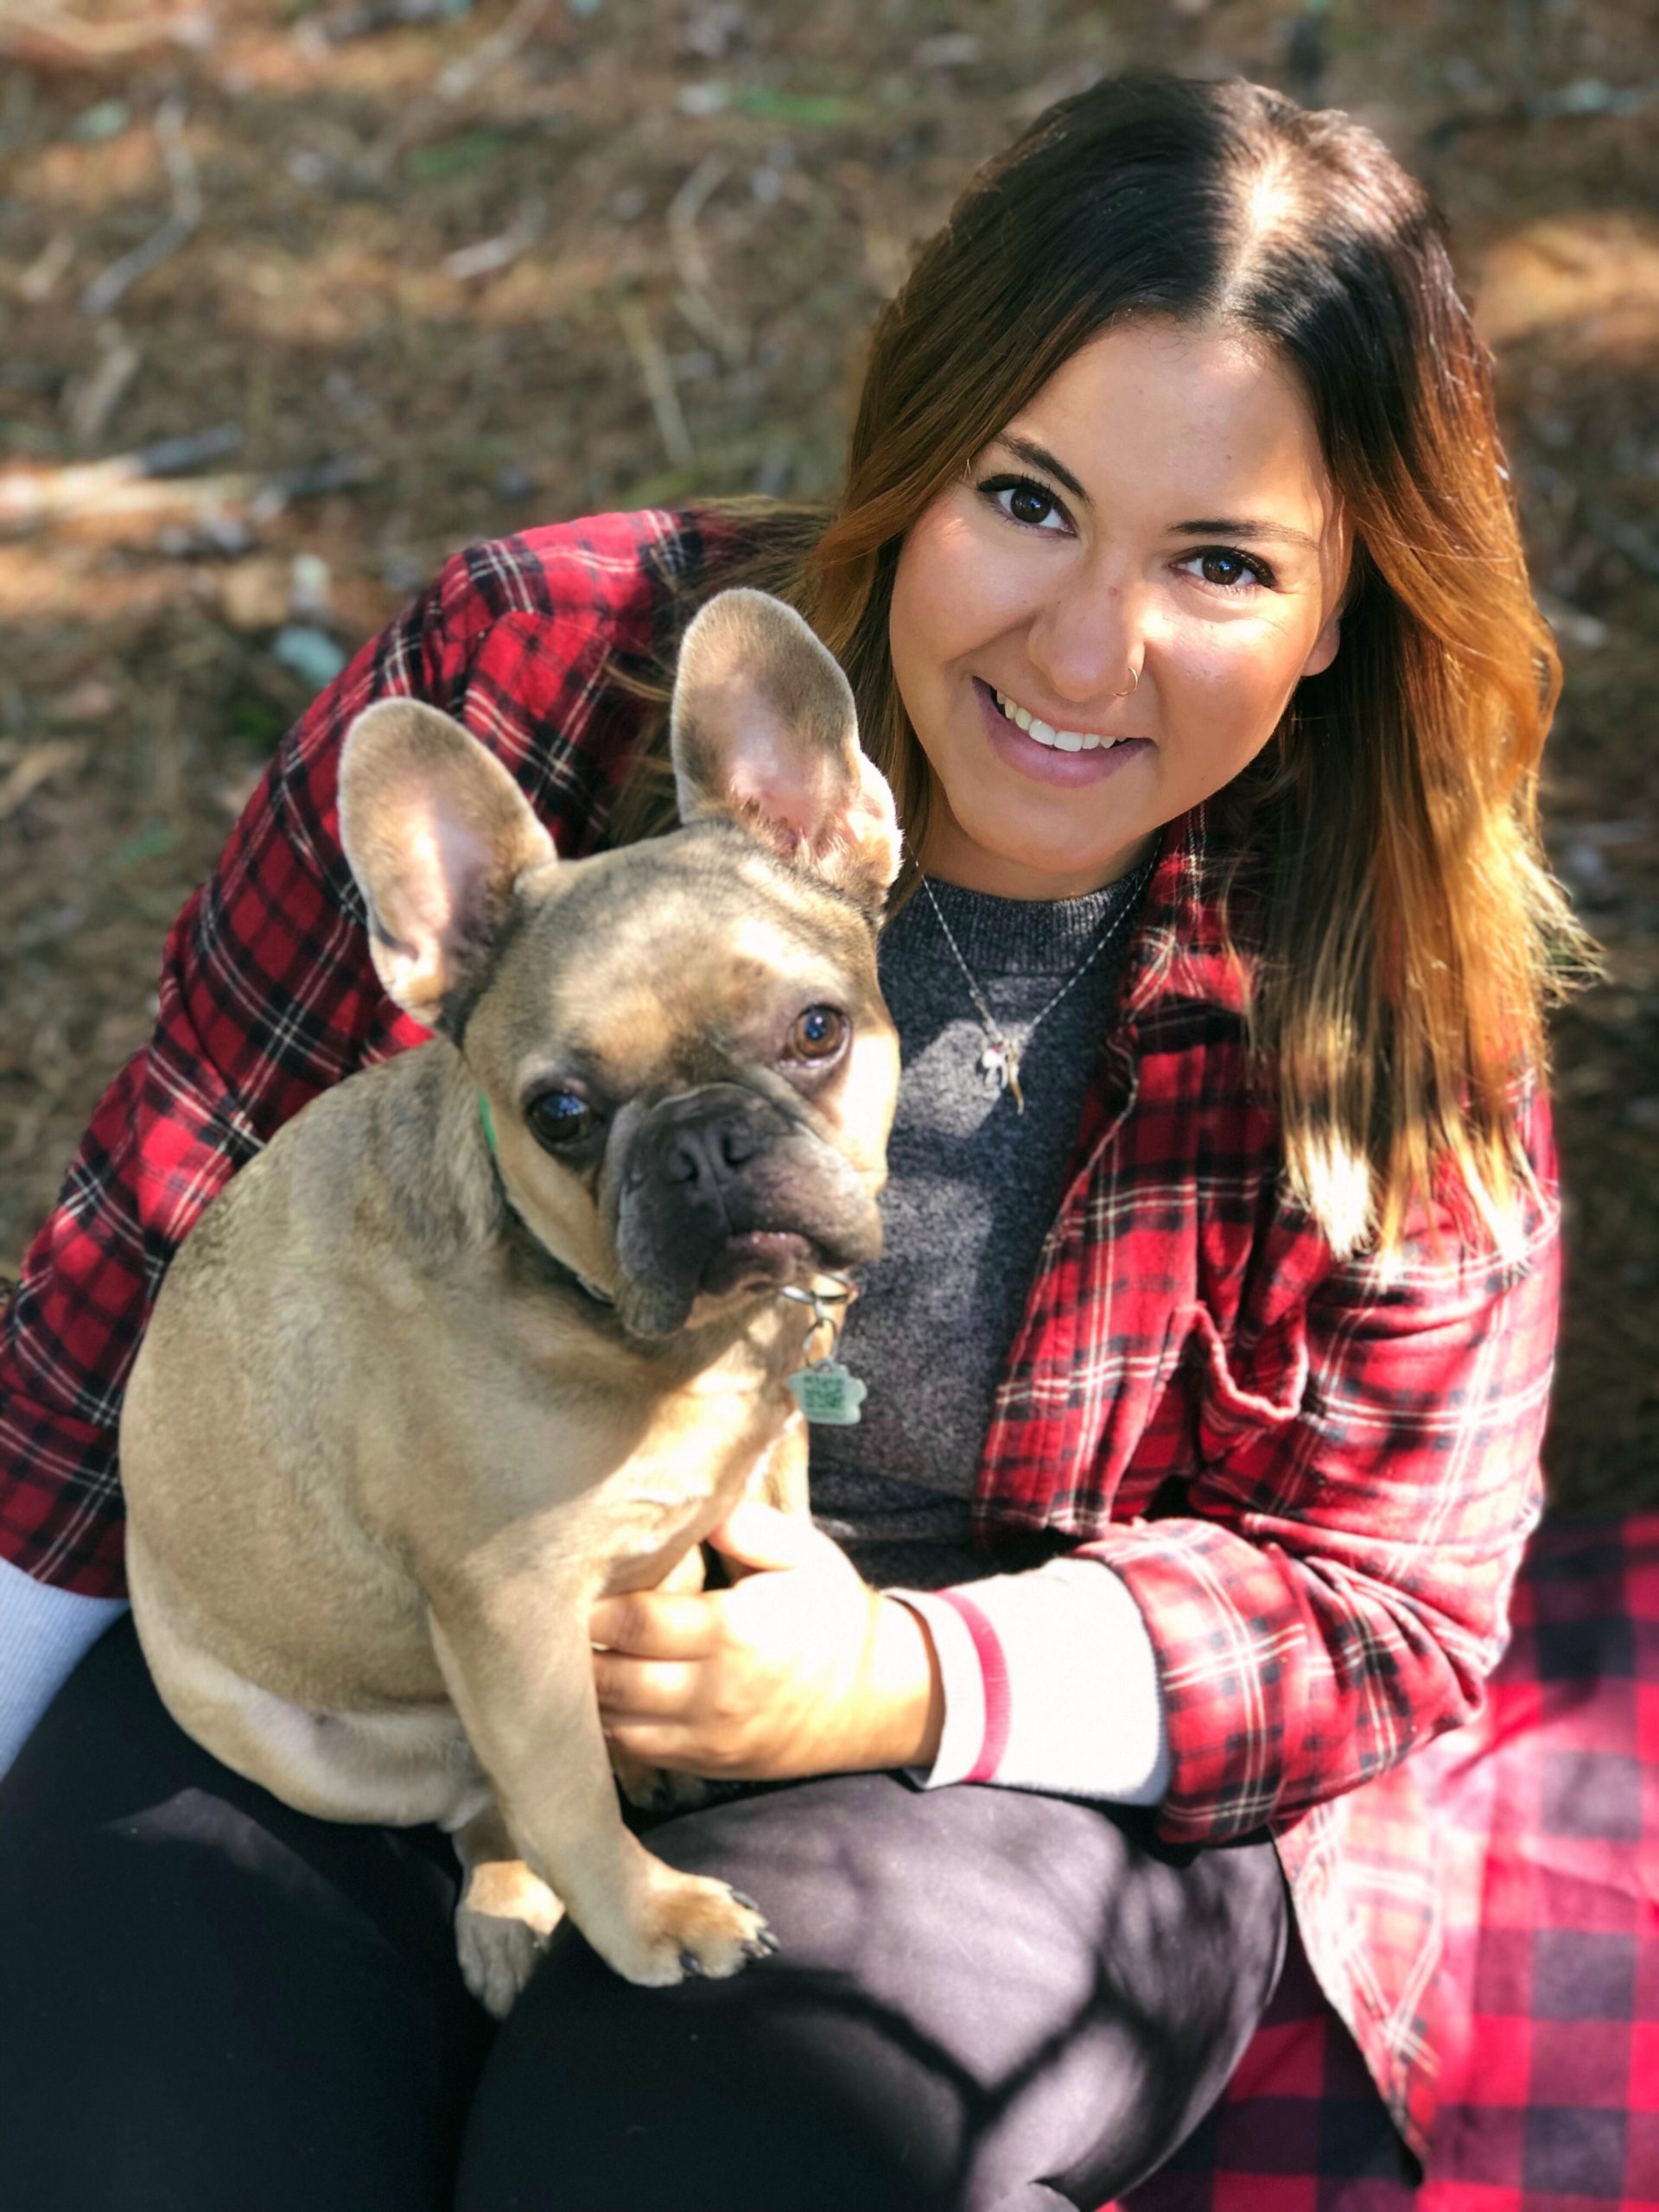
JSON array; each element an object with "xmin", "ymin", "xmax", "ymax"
[{"xmin": 919, "ymin": 859, "xmax": 1154, "ymax": 1115}]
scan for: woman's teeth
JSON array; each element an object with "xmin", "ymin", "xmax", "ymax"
[{"xmin": 993, "ymin": 689, "xmax": 1127, "ymax": 753}]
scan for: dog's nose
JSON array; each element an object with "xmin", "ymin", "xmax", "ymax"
[{"xmin": 663, "ymin": 1108, "xmax": 757, "ymax": 1189}]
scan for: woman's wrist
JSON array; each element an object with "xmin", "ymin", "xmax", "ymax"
[{"xmin": 855, "ymin": 1593, "xmax": 944, "ymax": 1771}]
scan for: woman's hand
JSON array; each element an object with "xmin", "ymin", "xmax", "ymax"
[{"xmin": 590, "ymin": 1501, "xmax": 944, "ymax": 1782}]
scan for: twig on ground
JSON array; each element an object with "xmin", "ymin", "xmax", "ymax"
[
  {"xmin": 0, "ymin": 433, "xmax": 379, "ymax": 538},
  {"xmin": 80, "ymin": 99, "xmax": 202, "ymax": 320},
  {"xmin": 443, "ymin": 198, "xmax": 546, "ymax": 282},
  {"xmin": 248, "ymin": 452, "xmax": 382, "ymax": 523},
  {"xmin": 0, "ymin": 8, "xmax": 213, "ymax": 67},
  {"xmin": 668, "ymin": 155, "xmax": 747, "ymax": 368},
  {"xmin": 19, "ymin": 232, "xmax": 77, "ymax": 305},
  {"xmin": 0, "ymin": 742, "xmax": 88, "ymax": 826},
  {"xmin": 617, "ymin": 299, "xmax": 696, "ymax": 470},
  {"xmin": 435, "ymin": 0, "xmax": 554, "ymax": 102},
  {"xmin": 359, "ymin": 0, "xmax": 552, "ymax": 180},
  {"xmin": 63, "ymin": 324, "xmax": 143, "ymax": 447}
]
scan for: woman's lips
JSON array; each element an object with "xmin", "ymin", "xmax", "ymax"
[{"xmin": 971, "ymin": 677, "xmax": 1153, "ymax": 787}]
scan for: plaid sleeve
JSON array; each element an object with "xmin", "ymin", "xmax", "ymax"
[
  {"xmin": 1079, "ymin": 1085, "xmax": 1561, "ymax": 1845},
  {"xmin": 0, "ymin": 513, "xmax": 677, "ymax": 1598}
]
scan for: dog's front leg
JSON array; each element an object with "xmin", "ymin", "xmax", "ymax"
[
  {"xmin": 452, "ymin": 1801, "xmax": 564, "ymax": 2017},
  {"xmin": 428, "ymin": 1573, "xmax": 772, "ymax": 1988}
]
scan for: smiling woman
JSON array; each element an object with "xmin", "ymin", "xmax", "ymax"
[
  {"xmin": 887, "ymin": 321, "xmax": 1347, "ymax": 899},
  {"xmin": 0, "ymin": 67, "xmax": 1598, "ymax": 2212}
]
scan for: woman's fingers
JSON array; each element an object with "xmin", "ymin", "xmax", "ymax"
[
  {"xmin": 601, "ymin": 1719, "xmax": 708, "ymax": 1771},
  {"xmin": 589, "ymin": 1587, "xmax": 715, "ymax": 1656},
  {"xmin": 708, "ymin": 1498, "xmax": 850, "ymax": 1577},
  {"xmin": 593, "ymin": 1650, "xmax": 701, "ymax": 1719}
]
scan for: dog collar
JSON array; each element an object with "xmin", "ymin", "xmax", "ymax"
[{"xmin": 476, "ymin": 1090, "xmax": 618, "ymax": 1310}]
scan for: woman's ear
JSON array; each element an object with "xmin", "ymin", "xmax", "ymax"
[
  {"xmin": 1301, "ymin": 517, "xmax": 1353, "ymax": 680},
  {"xmin": 1300, "ymin": 607, "xmax": 1342, "ymax": 679}
]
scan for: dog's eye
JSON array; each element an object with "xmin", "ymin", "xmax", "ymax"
[
  {"xmin": 786, "ymin": 1007, "xmax": 848, "ymax": 1063},
  {"xmin": 525, "ymin": 1090, "xmax": 596, "ymax": 1151}
]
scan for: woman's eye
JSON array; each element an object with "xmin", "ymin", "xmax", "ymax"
[
  {"xmin": 1184, "ymin": 548, "xmax": 1274, "ymax": 592},
  {"xmin": 525, "ymin": 1090, "xmax": 597, "ymax": 1151},
  {"xmin": 981, "ymin": 475, "xmax": 1068, "ymax": 533},
  {"xmin": 785, "ymin": 1006, "xmax": 849, "ymax": 1064}
]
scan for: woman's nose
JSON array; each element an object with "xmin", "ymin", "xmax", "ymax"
[{"xmin": 1026, "ymin": 560, "xmax": 1144, "ymax": 707}]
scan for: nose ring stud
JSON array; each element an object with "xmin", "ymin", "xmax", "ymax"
[{"xmin": 1115, "ymin": 665, "xmax": 1140, "ymax": 698}]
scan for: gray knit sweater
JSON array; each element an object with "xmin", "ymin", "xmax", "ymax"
[{"xmin": 810, "ymin": 861, "xmax": 1152, "ymax": 1590}]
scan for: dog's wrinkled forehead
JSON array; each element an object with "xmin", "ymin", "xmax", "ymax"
[{"xmin": 472, "ymin": 829, "xmax": 879, "ymax": 1090}]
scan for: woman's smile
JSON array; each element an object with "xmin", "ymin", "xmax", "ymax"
[
  {"xmin": 888, "ymin": 316, "xmax": 1351, "ymax": 900},
  {"xmin": 973, "ymin": 677, "xmax": 1154, "ymax": 786}
]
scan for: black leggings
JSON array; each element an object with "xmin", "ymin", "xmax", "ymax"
[{"xmin": 0, "ymin": 1619, "xmax": 1287, "ymax": 2212}]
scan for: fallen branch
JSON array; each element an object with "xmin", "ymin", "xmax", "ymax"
[
  {"xmin": 80, "ymin": 99, "xmax": 202, "ymax": 320},
  {"xmin": 435, "ymin": 0, "xmax": 554, "ymax": 102},
  {"xmin": 617, "ymin": 299, "xmax": 695, "ymax": 471},
  {"xmin": 443, "ymin": 198, "xmax": 545, "ymax": 283},
  {"xmin": 0, "ymin": 741, "xmax": 88, "ymax": 825},
  {"xmin": 667, "ymin": 155, "xmax": 747, "ymax": 368},
  {"xmin": 0, "ymin": 7, "xmax": 213, "ymax": 68},
  {"xmin": 63, "ymin": 324, "xmax": 143, "ymax": 447},
  {"xmin": 0, "ymin": 433, "xmax": 380, "ymax": 539}
]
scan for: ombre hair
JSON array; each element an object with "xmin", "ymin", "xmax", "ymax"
[{"xmin": 610, "ymin": 72, "xmax": 1596, "ymax": 1264}]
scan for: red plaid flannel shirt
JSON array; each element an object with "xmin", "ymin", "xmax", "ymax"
[{"xmin": 0, "ymin": 509, "xmax": 1560, "ymax": 2161}]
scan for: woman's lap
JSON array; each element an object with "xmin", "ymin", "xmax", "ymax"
[
  {"xmin": 468, "ymin": 1772, "xmax": 1287, "ymax": 2212},
  {"xmin": 0, "ymin": 1618, "xmax": 1286, "ymax": 2212},
  {"xmin": 0, "ymin": 1616, "xmax": 491, "ymax": 2212}
]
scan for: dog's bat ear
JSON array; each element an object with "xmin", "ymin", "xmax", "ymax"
[
  {"xmin": 339, "ymin": 700, "xmax": 556, "ymax": 1033},
  {"xmin": 669, "ymin": 588, "xmax": 901, "ymax": 913}
]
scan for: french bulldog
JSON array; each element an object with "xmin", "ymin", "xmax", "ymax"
[{"xmin": 119, "ymin": 588, "xmax": 902, "ymax": 2013}]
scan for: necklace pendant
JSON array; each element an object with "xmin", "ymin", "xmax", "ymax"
[{"xmin": 978, "ymin": 1039, "xmax": 1025, "ymax": 1113}]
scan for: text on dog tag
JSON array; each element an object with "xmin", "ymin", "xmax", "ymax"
[{"xmin": 787, "ymin": 1360, "xmax": 867, "ymax": 1426}]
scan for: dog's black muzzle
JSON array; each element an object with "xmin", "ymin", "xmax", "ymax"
[{"xmin": 612, "ymin": 1083, "xmax": 880, "ymax": 1336}]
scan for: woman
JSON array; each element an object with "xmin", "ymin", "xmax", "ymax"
[{"xmin": 0, "ymin": 71, "xmax": 1587, "ymax": 2212}]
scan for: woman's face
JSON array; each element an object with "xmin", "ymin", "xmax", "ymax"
[{"xmin": 887, "ymin": 317, "xmax": 1350, "ymax": 899}]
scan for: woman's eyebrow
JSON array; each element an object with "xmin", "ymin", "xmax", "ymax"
[
  {"xmin": 1173, "ymin": 517, "xmax": 1320, "ymax": 552},
  {"xmin": 991, "ymin": 437, "xmax": 1321, "ymax": 554},
  {"xmin": 992, "ymin": 435, "xmax": 1090, "ymax": 503}
]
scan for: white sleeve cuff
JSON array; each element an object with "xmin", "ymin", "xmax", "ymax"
[
  {"xmin": 0, "ymin": 1553, "xmax": 129, "ymax": 1778},
  {"xmin": 892, "ymin": 1557, "xmax": 1171, "ymax": 1804}
]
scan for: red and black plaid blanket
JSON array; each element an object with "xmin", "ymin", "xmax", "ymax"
[{"xmin": 1120, "ymin": 1513, "xmax": 1659, "ymax": 2212}]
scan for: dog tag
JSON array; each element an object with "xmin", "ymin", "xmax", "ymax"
[{"xmin": 787, "ymin": 1359, "xmax": 867, "ymax": 1426}]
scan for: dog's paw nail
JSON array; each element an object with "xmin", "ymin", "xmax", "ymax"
[
  {"xmin": 744, "ymin": 1930, "xmax": 780, "ymax": 1959},
  {"xmin": 728, "ymin": 1888, "xmax": 760, "ymax": 1911},
  {"xmin": 678, "ymin": 1949, "xmax": 706, "ymax": 1978}
]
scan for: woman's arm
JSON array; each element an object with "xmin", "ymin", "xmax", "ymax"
[
  {"xmin": 597, "ymin": 1085, "xmax": 1557, "ymax": 1824},
  {"xmin": 912, "ymin": 1083, "xmax": 1560, "ymax": 1835},
  {"xmin": 0, "ymin": 1555, "xmax": 129, "ymax": 1774},
  {"xmin": 0, "ymin": 569, "xmax": 463, "ymax": 1619}
]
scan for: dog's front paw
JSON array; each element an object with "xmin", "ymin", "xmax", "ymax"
[
  {"xmin": 598, "ymin": 1861, "xmax": 776, "ymax": 1986},
  {"xmin": 608, "ymin": 1742, "xmax": 714, "ymax": 1815},
  {"xmin": 454, "ymin": 1859, "xmax": 565, "ymax": 2018}
]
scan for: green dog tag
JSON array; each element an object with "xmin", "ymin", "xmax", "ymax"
[{"xmin": 787, "ymin": 1360, "xmax": 867, "ymax": 1426}]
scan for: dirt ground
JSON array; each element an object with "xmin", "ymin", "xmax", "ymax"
[{"xmin": 1, "ymin": 0, "xmax": 1654, "ymax": 1508}]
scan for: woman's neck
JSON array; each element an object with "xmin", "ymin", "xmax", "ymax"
[{"xmin": 917, "ymin": 815, "xmax": 1160, "ymax": 902}]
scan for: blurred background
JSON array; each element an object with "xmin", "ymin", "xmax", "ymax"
[{"xmin": 0, "ymin": 0, "xmax": 1653, "ymax": 1504}]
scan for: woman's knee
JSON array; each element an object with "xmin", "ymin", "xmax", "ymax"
[{"xmin": 458, "ymin": 1775, "xmax": 1287, "ymax": 2212}]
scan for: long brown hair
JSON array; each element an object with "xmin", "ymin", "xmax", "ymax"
[{"xmin": 610, "ymin": 73, "xmax": 1596, "ymax": 1264}]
